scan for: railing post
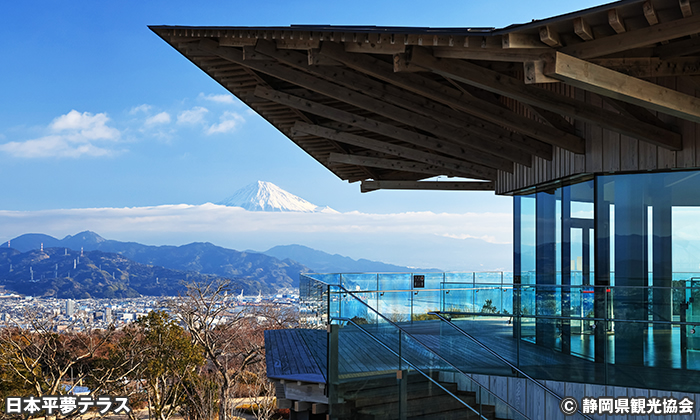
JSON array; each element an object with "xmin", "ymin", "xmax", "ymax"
[
  {"xmin": 327, "ymin": 323, "xmax": 339, "ymax": 419},
  {"xmin": 398, "ymin": 330, "xmax": 407, "ymax": 420}
]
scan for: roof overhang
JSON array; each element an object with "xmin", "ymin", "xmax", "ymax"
[{"xmin": 151, "ymin": 0, "xmax": 700, "ymax": 193}]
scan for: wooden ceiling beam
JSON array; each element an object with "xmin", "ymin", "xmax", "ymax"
[
  {"xmin": 539, "ymin": 26, "xmax": 562, "ymax": 48},
  {"xmin": 408, "ymin": 47, "xmax": 682, "ymax": 150},
  {"xmin": 654, "ymin": 36, "xmax": 700, "ymax": 59},
  {"xmin": 292, "ymin": 122, "xmax": 497, "ymax": 180},
  {"xmin": 502, "ymin": 33, "xmax": 550, "ymax": 49},
  {"xmin": 361, "ymin": 180, "xmax": 495, "ymax": 192},
  {"xmin": 574, "ymin": 17, "xmax": 595, "ymax": 41},
  {"xmin": 214, "ymin": 40, "xmax": 520, "ymax": 169},
  {"xmin": 318, "ymin": 41, "xmax": 582, "ymax": 153},
  {"xmin": 590, "ymin": 57, "xmax": 700, "ymax": 77},
  {"xmin": 608, "ymin": 9, "xmax": 627, "ymax": 34},
  {"xmin": 252, "ymin": 86, "xmax": 501, "ymax": 177},
  {"xmin": 680, "ymin": 0, "xmax": 693, "ymax": 17},
  {"xmin": 543, "ymin": 51, "xmax": 700, "ymax": 125},
  {"xmin": 563, "ymin": 13, "xmax": 700, "ymax": 59},
  {"xmin": 328, "ymin": 152, "xmax": 472, "ymax": 178},
  {"xmin": 253, "ymin": 40, "xmax": 543, "ymax": 163},
  {"xmin": 432, "ymin": 47, "xmax": 545, "ymax": 62},
  {"xmin": 643, "ymin": 1, "xmax": 660, "ymax": 26}
]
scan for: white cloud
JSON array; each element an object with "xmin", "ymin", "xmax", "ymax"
[
  {"xmin": 177, "ymin": 107, "xmax": 209, "ymax": 125},
  {"xmin": 199, "ymin": 93, "xmax": 235, "ymax": 104},
  {"xmin": 50, "ymin": 110, "xmax": 120, "ymax": 141},
  {"xmin": 0, "ymin": 110, "xmax": 122, "ymax": 158},
  {"xmin": 0, "ymin": 205, "xmax": 513, "ymax": 270},
  {"xmin": 145, "ymin": 112, "xmax": 171, "ymax": 126},
  {"xmin": 129, "ymin": 104, "xmax": 152, "ymax": 114},
  {"xmin": 207, "ymin": 111, "xmax": 244, "ymax": 135}
]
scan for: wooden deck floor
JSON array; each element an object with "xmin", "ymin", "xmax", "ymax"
[{"xmin": 265, "ymin": 320, "xmax": 700, "ymax": 393}]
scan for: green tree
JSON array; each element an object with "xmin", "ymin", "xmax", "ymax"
[{"xmin": 121, "ymin": 311, "xmax": 205, "ymax": 420}]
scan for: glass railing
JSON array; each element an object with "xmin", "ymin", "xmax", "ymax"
[
  {"xmin": 328, "ymin": 291, "xmax": 532, "ymax": 420},
  {"xmin": 301, "ymin": 272, "xmax": 700, "ymax": 394}
]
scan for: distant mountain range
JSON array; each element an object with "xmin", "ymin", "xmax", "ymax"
[
  {"xmin": 217, "ymin": 181, "xmax": 337, "ymax": 213},
  {"xmin": 2, "ymin": 231, "xmax": 307, "ymax": 298},
  {"xmin": 1, "ymin": 231, "xmax": 444, "ymax": 298},
  {"xmin": 263, "ymin": 244, "xmax": 441, "ymax": 273},
  {"xmin": 0, "ymin": 247, "xmax": 228, "ymax": 299}
]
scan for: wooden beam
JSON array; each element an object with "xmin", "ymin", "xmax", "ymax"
[
  {"xmin": 608, "ymin": 9, "xmax": 627, "ymax": 34},
  {"xmin": 242, "ymin": 45, "xmax": 273, "ymax": 61},
  {"xmin": 544, "ymin": 51, "xmax": 700, "ymax": 125},
  {"xmin": 601, "ymin": 97, "xmax": 676, "ymax": 132},
  {"xmin": 563, "ymin": 13, "xmax": 700, "ymax": 59},
  {"xmin": 293, "ymin": 401, "xmax": 310, "ymax": 412},
  {"xmin": 502, "ymin": 33, "xmax": 550, "ymax": 49},
  {"xmin": 539, "ymin": 26, "xmax": 562, "ymax": 48},
  {"xmin": 432, "ymin": 46, "xmax": 545, "ymax": 62},
  {"xmin": 408, "ymin": 47, "xmax": 682, "ymax": 150},
  {"xmin": 655, "ymin": 36, "xmax": 700, "ymax": 59},
  {"xmin": 361, "ymin": 180, "xmax": 494, "ymax": 192},
  {"xmin": 344, "ymin": 41, "xmax": 406, "ymax": 54},
  {"xmin": 524, "ymin": 60, "xmax": 561, "ymax": 84},
  {"xmin": 589, "ymin": 56, "xmax": 700, "ymax": 77},
  {"xmin": 251, "ymin": 87, "xmax": 502, "ymax": 178},
  {"xmin": 328, "ymin": 152, "xmax": 468, "ymax": 177},
  {"xmin": 574, "ymin": 17, "xmax": 595, "ymax": 41},
  {"xmin": 312, "ymin": 404, "xmax": 328, "ymax": 415},
  {"xmin": 292, "ymin": 122, "xmax": 497, "ymax": 180},
  {"xmin": 275, "ymin": 39, "xmax": 320, "ymax": 49},
  {"xmin": 308, "ymin": 49, "xmax": 341, "ymax": 65},
  {"xmin": 213, "ymin": 41, "xmax": 517, "ymax": 170},
  {"xmin": 680, "ymin": 0, "xmax": 693, "ymax": 17},
  {"xmin": 253, "ymin": 40, "xmax": 536, "ymax": 165},
  {"xmin": 317, "ymin": 41, "xmax": 581, "ymax": 153},
  {"xmin": 643, "ymin": 1, "xmax": 659, "ymax": 26}
]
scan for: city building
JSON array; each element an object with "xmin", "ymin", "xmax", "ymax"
[
  {"xmin": 65, "ymin": 299, "xmax": 75, "ymax": 318},
  {"xmin": 153, "ymin": 0, "xmax": 700, "ymax": 418}
]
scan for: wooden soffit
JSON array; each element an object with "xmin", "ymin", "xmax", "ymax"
[{"xmin": 151, "ymin": 0, "xmax": 700, "ymax": 193}]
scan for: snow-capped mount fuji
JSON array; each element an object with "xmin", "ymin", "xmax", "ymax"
[{"xmin": 217, "ymin": 181, "xmax": 338, "ymax": 213}]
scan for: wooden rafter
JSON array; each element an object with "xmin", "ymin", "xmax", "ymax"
[
  {"xmin": 543, "ymin": 51, "xmax": 700, "ymax": 124},
  {"xmin": 292, "ymin": 122, "xmax": 497, "ymax": 180},
  {"xmin": 574, "ymin": 17, "xmax": 595, "ymax": 41},
  {"xmin": 253, "ymin": 86, "xmax": 501, "ymax": 177},
  {"xmin": 252, "ymin": 40, "xmax": 537, "ymax": 165},
  {"xmin": 590, "ymin": 57, "xmax": 700, "ymax": 78},
  {"xmin": 198, "ymin": 40, "xmax": 518, "ymax": 170},
  {"xmin": 328, "ymin": 153, "xmax": 464, "ymax": 177},
  {"xmin": 407, "ymin": 46, "xmax": 682, "ymax": 150},
  {"xmin": 317, "ymin": 41, "xmax": 580, "ymax": 154},
  {"xmin": 361, "ymin": 180, "xmax": 494, "ymax": 192},
  {"xmin": 563, "ymin": 13, "xmax": 700, "ymax": 59}
]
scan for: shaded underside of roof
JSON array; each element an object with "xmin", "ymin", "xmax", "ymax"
[{"xmin": 151, "ymin": 0, "xmax": 700, "ymax": 194}]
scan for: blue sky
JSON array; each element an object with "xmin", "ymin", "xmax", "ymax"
[{"xmin": 0, "ymin": 0, "xmax": 610, "ymax": 266}]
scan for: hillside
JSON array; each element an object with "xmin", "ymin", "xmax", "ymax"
[
  {"xmin": 6, "ymin": 232, "xmax": 309, "ymax": 295},
  {"xmin": 0, "ymin": 247, "xmax": 241, "ymax": 299}
]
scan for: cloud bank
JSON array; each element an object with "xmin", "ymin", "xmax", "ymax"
[{"xmin": 0, "ymin": 204, "xmax": 513, "ymax": 271}]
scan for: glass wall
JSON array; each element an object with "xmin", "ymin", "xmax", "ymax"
[{"xmin": 514, "ymin": 170, "xmax": 700, "ymax": 383}]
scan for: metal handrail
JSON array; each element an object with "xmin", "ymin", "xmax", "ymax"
[
  {"xmin": 333, "ymin": 317, "xmax": 489, "ymax": 420},
  {"xmin": 430, "ymin": 311, "xmax": 594, "ymax": 420},
  {"xmin": 437, "ymin": 311, "xmax": 700, "ymax": 326},
  {"xmin": 333, "ymin": 284, "xmax": 532, "ymax": 420}
]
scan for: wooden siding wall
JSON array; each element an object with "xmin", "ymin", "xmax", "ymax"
[{"xmin": 496, "ymin": 78, "xmax": 700, "ymax": 195}]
